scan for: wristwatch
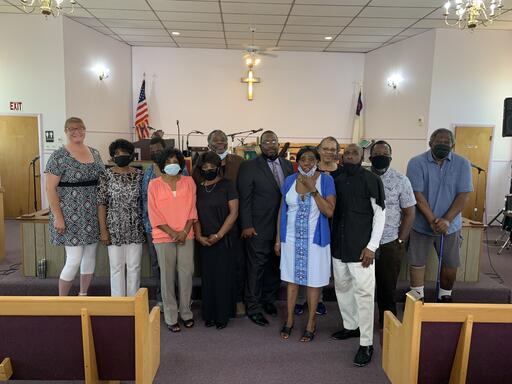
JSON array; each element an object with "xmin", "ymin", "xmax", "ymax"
[{"xmin": 311, "ymin": 189, "xmax": 319, "ymax": 197}]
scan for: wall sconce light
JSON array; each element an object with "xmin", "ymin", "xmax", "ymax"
[
  {"xmin": 93, "ymin": 65, "xmax": 110, "ymax": 81},
  {"xmin": 387, "ymin": 74, "xmax": 403, "ymax": 89}
]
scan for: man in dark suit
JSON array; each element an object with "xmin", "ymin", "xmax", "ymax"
[{"xmin": 238, "ymin": 130, "xmax": 294, "ymax": 326}]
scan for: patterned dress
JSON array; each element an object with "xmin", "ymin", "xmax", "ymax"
[
  {"xmin": 97, "ymin": 168, "xmax": 146, "ymax": 246},
  {"xmin": 280, "ymin": 177, "xmax": 331, "ymax": 287},
  {"xmin": 45, "ymin": 147, "xmax": 105, "ymax": 246}
]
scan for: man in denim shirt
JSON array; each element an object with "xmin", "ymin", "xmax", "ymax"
[{"xmin": 406, "ymin": 129, "xmax": 472, "ymax": 302}]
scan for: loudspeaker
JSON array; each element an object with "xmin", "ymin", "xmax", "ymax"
[{"xmin": 503, "ymin": 98, "xmax": 512, "ymax": 137}]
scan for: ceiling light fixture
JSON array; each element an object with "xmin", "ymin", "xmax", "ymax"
[
  {"xmin": 387, "ymin": 74, "xmax": 403, "ymax": 90},
  {"xmin": 19, "ymin": 0, "xmax": 76, "ymax": 17},
  {"xmin": 171, "ymin": 31, "xmax": 181, "ymax": 36},
  {"xmin": 324, "ymin": 36, "xmax": 333, "ymax": 40},
  {"xmin": 443, "ymin": 0, "xmax": 504, "ymax": 30},
  {"xmin": 93, "ymin": 65, "xmax": 110, "ymax": 81}
]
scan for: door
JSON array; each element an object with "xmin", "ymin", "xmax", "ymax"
[
  {"xmin": 0, "ymin": 116, "xmax": 41, "ymax": 218},
  {"xmin": 454, "ymin": 125, "xmax": 493, "ymax": 222}
]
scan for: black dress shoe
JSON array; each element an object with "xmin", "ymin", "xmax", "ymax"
[
  {"xmin": 354, "ymin": 345, "xmax": 373, "ymax": 367},
  {"xmin": 205, "ymin": 320, "xmax": 215, "ymax": 327},
  {"xmin": 437, "ymin": 295, "xmax": 453, "ymax": 303},
  {"xmin": 216, "ymin": 322, "xmax": 227, "ymax": 329},
  {"xmin": 248, "ymin": 313, "xmax": 269, "ymax": 327},
  {"xmin": 331, "ymin": 328, "xmax": 360, "ymax": 340},
  {"xmin": 262, "ymin": 303, "xmax": 278, "ymax": 317}
]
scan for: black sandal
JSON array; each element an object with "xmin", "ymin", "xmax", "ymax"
[
  {"xmin": 167, "ymin": 323, "xmax": 181, "ymax": 332},
  {"xmin": 280, "ymin": 323, "xmax": 293, "ymax": 339},
  {"xmin": 300, "ymin": 328, "xmax": 316, "ymax": 342},
  {"xmin": 183, "ymin": 319, "xmax": 195, "ymax": 328}
]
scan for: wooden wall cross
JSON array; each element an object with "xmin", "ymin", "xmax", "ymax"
[{"xmin": 241, "ymin": 68, "xmax": 260, "ymax": 101}]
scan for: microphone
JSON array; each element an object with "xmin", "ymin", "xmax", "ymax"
[
  {"xmin": 191, "ymin": 130, "xmax": 204, "ymax": 135},
  {"xmin": 251, "ymin": 128, "xmax": 263, "ymax": 134},
  {"xmin": 30, "ymin": 156, "xmax": 40, "ymax": 164},
  {"xmin": 471, "ymin": 163, "xmax": 486, "ymax": 173},
  {"xmin": 278, "ymin": 142, "xmax": 290, "ymax": 158}
]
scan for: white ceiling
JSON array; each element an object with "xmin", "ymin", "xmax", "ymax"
[{"xmin": 2, "ymin": 0, "xmax": 512, "ymax": 52}]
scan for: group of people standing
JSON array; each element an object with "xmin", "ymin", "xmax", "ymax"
[{"xmin": 45, "ymin": 117, "xmax": 472, "ymax": 368}]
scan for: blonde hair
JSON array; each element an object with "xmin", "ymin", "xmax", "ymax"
[{"xmin": 64, "ymin": 117, "xmax": 85, "ymax": 131}]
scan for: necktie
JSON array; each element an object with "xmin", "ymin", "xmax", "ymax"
[{"xmin": 269, "ymin": 160, "xmax": 283, "ymax": 188}]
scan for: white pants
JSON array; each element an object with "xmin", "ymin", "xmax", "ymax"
[
  {"xmin": 108, "ymin": 243, "xmax": 143, "ymax": 297},
  {"xmin": 332, "ymin": 258, "xmax": 375, "ymax": 346},
  {"xmin": 60, "ymin": 243, "xmax": 97, "ymax": 281}
]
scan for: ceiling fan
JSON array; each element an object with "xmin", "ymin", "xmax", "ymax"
[{"xmin": 242, "ymin": 27, "xmax": 278, "ymax": 66}]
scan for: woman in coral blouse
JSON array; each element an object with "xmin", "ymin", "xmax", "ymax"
[{"xmin": 148, "ymin": 148, "xmax": 197, "ymax": 332}]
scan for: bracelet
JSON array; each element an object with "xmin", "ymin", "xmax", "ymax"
[{"xmin": 213, "ymin": 234, "xmax": 219, "ymax": 239}]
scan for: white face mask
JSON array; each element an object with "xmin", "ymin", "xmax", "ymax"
[
  {"xmin": 164, "ymin": 163, "xmax": 181, "ymax": 176},
  {"xmin": 298, "ymin": 165, "xmax": 317, "ymax": 177},
  {"xmin": 218, "ymin": 150, "xmax": 229, "ymax": 160}
]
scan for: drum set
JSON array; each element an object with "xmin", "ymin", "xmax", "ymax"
[{"xmin": 488, "ymin": 194, "xmax": 512, "ymax": 255}]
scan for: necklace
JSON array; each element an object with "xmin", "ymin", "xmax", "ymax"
[{"xmin": 204, "ymin": 182, "xmax": 217, "ymax": 193}]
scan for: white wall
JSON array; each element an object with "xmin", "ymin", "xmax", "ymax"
[
  {"xmin": 0, "ymin": 14, "xmax": 67, "ymax": 206},
  {"xmin": 63, "ymin": 18, "xmax": 132, "ymax": 160},
  {"xmin": 364, "ymin": 31, "xmax": 437, "ymax": 173},
  {"xmin": 429, "ymin": 29, "xmax": 512, "ymax": 222},
  {"xmin": 132, "ymin": 48, "xmax": 364, "ymax": 148}
]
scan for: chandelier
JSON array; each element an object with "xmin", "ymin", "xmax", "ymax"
[
  {"xmin": 19, "ymin": 0, "xmax": 76, "ymax": 17},
  {"xmin": 443, "ymin": 0, "xmax": 504, "ymax": 29}
]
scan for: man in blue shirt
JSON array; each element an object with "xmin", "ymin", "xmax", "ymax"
[{"xmin": 406, "ymin": 128, "xmax": 472, "ymax": 302}]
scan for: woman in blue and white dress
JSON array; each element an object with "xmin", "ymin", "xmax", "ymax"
[{"xmin": 275, "ymin": 146, "xmax": 336, "ymax": 342}]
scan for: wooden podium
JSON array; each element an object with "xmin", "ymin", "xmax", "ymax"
[{"xmin": 0, "ymin": 186, "xmax": 4, "ymax": 263}]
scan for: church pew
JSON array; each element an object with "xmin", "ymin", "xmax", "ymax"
[
  {"xmin": 0, "ymin": 288, "xmax": 160, "ymax": 383},
  {"xmin": 382, "ymin": 292, "xmax": 512, "ymax": 384}
]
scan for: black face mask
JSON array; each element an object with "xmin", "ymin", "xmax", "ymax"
[
  {"xmin": 113, "ymin": 155, "xmax": 132, "ymax": 167},
  {"xmin": 200, "ymin": 168, "xmax": 218, "ymax": 181},
  {"xmin": 150, "ymin": 151, "xmax": 163, "ymax": 163},
  {"xmin": 261, "ymin": 153, "xmax": 279, "ymax": 162},
  {"xmin": 371, "ymin": 156, "xmax": 391, "ymax": 174},
  {"xmin": 342, "ymin": 162, "xmax": 361, "ymax": 176},
  {"xmin": 432, "ymin": 144, "xmax": 451, "ymax": 160}
]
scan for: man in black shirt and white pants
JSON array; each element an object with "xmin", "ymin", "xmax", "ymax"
[{"xmin": 330, "ymin": 144, "xmax": 386, "ymax": 367}]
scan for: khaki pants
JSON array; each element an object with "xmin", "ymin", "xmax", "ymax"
[{"xmin": 154, "ymin": 240, "xmax": 195, "ymax": 325}]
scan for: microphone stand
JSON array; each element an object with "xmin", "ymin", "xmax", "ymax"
[
  {"xmin": 176, "ymin": 120, "xmax": 181, "ymax": 150},
  {"xmin": 472, "ymin": 165, "xmax": 486, "ymax": 221},
  {"xmin": 226, "ymin": 128, "xmax": 263, "ymax": 149},
  {"xmin": 31, "ymin": 157, "xmax": 39, "ymax": 212}
]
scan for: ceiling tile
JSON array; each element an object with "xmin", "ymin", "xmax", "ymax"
[
  {"xmin": 411, "ymin": 19, "xmax": 448, "ymax": 28},
  {"xmin": 283, "ymin": 25, "xmax": 342, "ymax": 34},
  {"xmin": 280, "ymin": 33, "xmax": 333, "ymax": 41},
  {"xmin": 278, "ymin": 40, "xmax": 329, "ymax": 47},
  {"xmin": 100, "ymin": 19, "xmax": 163, "ymax": 28},
  {"xmin": 174, "ymin": 36, "xmax": 226, "ymax": 44},
  {"xmin": 328, "ymin": 41, "xmax": 381, "ymax": 49},
  {"xmin": 291, "ymin": 5, "xmax": 362, "ymax": 17},
  {"xmin": 287, "ymin": 15, "xmax": 353, "ymax": 26},
  {"xmin": 128, "ymin": 42, "xmax": 177, "ymax": 47},
  {"xmin": 369, "ymin": 0, "xmax": 443, "ymax": 6},
  {"xmin": 325, "ymin": 47, "xmax": 370, "ymax": 52},
  {"xmin": 148, "ymin": 0, "xmax": 219, "ymax": 13},
  {"xmin": 476, "ymin": 20, "xmax": 512, "ymax": 29},
  {"xmin": 221, "ymin": 2, "xmax": 290, "ymax": 15},
  {"xmin": 90, "ymin": 26, "xmax": 115, "ymax": 35},
  {"xmin": 170, "ymin": 30, "xmax": 225, "ymax": 38},
  {"xmin": 225, "ymin": 31, "xmax": 280, "ymax": 39},
  {"xmin": 157, "ymin": 11, "xmax": 221, "ymax": 22},
  {"xmin": 110, "ymin": 27, "xmax": 168, "ymax": 36},
  {"xmin": 227, "ymin": 38, "xmax": 277, "ymax": 46},
  {"xmin": 222, "ymin": 0, "xmax": 292, "ymax": 3},
  {"xmin": 163, "ymin": 21, "xmax": 223, "ymax": 31},
  {"xmin": 295, "ymin": 0, "xmax": 368, "ymax": 5},
  {"xmin": 398, "ymin": 28, "xmax": 428, "ymax": 36},
  {"xmin": 343, "ymin": 26, "xmax": 404, "ymax": 35},
  {"xmin": 497, "ymin": 10, "xmax": 512, "ymax": 21},
  {"xmin": 385, "ymin": 36, "xmax": 408, "ymax": 44},
  {"xmin": 336, "ymin": 34, "xmax": 390, "ymax": 42},
  {"xmin": 89, "ymin": 9, "xmax": 157, "ymax": 20},
  {"xmin": 64, "ymin": 7, "xmax": 94, "ymax": 17},
  {"xmin": 120, "ymin": 35, "xmax": 173, "ymax": 42},
  {"xmin": 67, "ymin": 16, "xmax": 103, "ymax": 27},
  {"xmin": 277, "ymin": 46, "xmax": 326, "ymax": 52},
  {"xmin": 222, "ymin": 14, "xmax": 287, "ymax": 24},
  {"xmin": 224, "ymin": 23, "xmax": 283, "ymax": 32},
  {"xmin": 181, "ymin": 43, "xmax": 227, "ymax": 49},
  {"xmin": 77, "ymin": 0, "xmax": 151, "ymax": 10},
  {"xmin": 350, "ymin": 17, "xmax": 416, "ymax": 27},
  {"xmin": 359, "ymin": 6, "xmax": 436, "ymax": 18},
  {"xmin": 0, "ymin": 4, "xmax": 22, "ymax": 12}
]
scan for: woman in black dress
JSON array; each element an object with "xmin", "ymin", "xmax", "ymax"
[{"xmin": 194, "ymin": 151, "xmax": 239, "ymax": 329}]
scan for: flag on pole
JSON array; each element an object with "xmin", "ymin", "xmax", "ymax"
[
  {"xmin": 134, "ymin": 79, "xmax": 150, "ymax": 140},
  {"xmin": 351, "ymin": 89, "xmax": 364, "ymax": 144}
]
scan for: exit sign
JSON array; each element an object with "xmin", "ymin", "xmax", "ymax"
[{"xmin": 9, "ymin": 101, "xmax": 22, "ymax": 111}]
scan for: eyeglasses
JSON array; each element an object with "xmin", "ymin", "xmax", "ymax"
[
  {"xmin": 67, "ymin": 127, "xmax": 85, "ymax": 133},
  {"xmin": 262, "ymin": 140, "xmax": 277, "ymax": 145},
  {"xmin": 320, "ymin": 147, "xmax": 337, "ymax": 153}
]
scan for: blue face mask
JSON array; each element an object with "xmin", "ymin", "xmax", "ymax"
[
  {"xmin": 218, "ymin": 150, "xmax": 229, "ymax": 160},
  {"xmin": 298, "ymin": 165, "xmax": 317, "ymax": 177},
  {"xmin": 164, "ymin": 163, "xmax": 181, "ymax": 176}
]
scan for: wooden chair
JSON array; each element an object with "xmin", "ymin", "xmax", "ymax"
[
  {"xmin": 382, "ymin": 292, "xmax": 512, "ymax": 384},
  {"xmin": 0, "ymin": 288, "xmax": 160, "ymax": 383}
]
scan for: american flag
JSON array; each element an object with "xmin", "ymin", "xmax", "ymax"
[{"xmin": 134, "ymin": 79, "xmax": 150, "ymax": 140}]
